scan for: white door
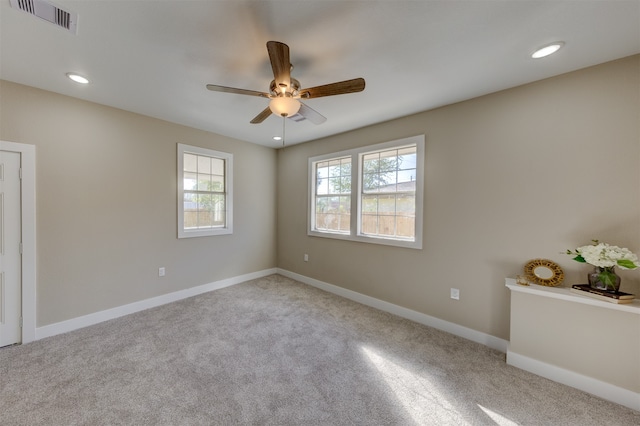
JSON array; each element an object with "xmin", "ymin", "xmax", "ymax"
[{"xmin": 0, "ymin": 150, "xmax": 21, "ymax": 347}]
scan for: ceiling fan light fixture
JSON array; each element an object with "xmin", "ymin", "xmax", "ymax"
[
  {"xmin": 269, "ymin": 96, "xmax": 300, "ymax": 117},
  {"xmin": 531, "ymin": 42, "xmax": 564, "ymax": 59}
]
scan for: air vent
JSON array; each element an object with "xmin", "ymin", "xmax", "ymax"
[{"xmin": 10, "ymin": 0, "xmax": 78, "ymax": 34}]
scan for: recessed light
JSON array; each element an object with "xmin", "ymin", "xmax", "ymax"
[
  {"xmin": 66, "ymin": 72, "xmax": 89, "ymax": 84},
  {"xmin": 531, "ymin": 42, "xmax": 564, "ymax": 59},
  {"xmin": 273, "ymin": 136, "xmax": 282, "ymax": 141}
]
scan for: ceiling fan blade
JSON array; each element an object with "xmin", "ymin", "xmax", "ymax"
[
  {"xmin": 250, "ymin": 106, "xmax": 272, "ymax": 124},
  {"xmin": 266, "ymin": 41, "xmax": 291, "ymax": 91},
  {"xmin": 299, "ymin": 78, "xmax": 365, "ymax": 99},
  {"xmin": 296, "ymin": 102, "xmax": 327, "ymax": 125},
  {"xmin": 206, "ymin": 84, "xmax": 269, "ymax": 98}
]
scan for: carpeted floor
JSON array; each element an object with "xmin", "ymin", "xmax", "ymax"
[{"xmin": 1, "ymin": 274, "xmax": 638, "ymax": 425}]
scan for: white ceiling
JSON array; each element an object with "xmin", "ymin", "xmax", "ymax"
[{"xmin": 1, "ymin": 1, "xmax": 639, "ymax": 148}]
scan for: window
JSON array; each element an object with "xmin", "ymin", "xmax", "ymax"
[
  {"xmin": 309, "ymin": 135, "xmax": 424, "ymax": 249},
  {"xmin": 178, "ymin": 144, "xmax": 232, "ymax": 238},
  {"xmin": 360, "ymin": 145, "xmax": 418, "ymax": 240},
  {"xmin": 314, "ymin": 156, "xmax": 351, "ymax": 234}
]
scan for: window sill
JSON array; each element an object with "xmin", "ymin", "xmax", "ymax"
[{"xmin": 309, "ymin": 229, "xmax": 422, "ymax": 249}]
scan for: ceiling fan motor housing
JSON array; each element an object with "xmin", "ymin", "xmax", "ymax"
[{"xmin": 270, "ymin": 78, "xmax": 300, "ymax": 97}]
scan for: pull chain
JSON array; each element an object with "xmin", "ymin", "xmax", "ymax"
[{"xmin": 281, "ymin": 114, "xmax": 286, "ymax": 148}]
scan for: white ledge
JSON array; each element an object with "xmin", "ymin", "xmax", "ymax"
[{"xmin": 505, "ymin": 278, "xmax": 640, "ymax": 315}]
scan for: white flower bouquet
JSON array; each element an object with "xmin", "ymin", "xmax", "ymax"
[{"xmin": 566, "ymin": 240, "xmax": 639, "ymax": 290}]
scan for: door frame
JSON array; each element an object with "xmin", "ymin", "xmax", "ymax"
[{"xmin": 0, "ymin": 141, "xmax": 35, "ymax": 344}]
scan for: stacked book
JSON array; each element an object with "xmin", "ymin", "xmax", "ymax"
[{"xmin": 570, "ymin": 284, "xmax": 636, "ymax": 304}]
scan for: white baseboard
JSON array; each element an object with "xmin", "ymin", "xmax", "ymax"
[
  {"xmin": 277, "ymin": 268, "xmax": 509, "ymax": 353},
  {"xmin": 35, "ymin": 268, "xmax": 277, "ymax": 340},
  {"xmin": 507, "ymin": 350, "xmax": 640, "ymax": 412}
]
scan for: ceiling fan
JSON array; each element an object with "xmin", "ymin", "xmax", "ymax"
[{"xmin": 206, "ymin": 41, "xmax": 365, "ymax": 125}]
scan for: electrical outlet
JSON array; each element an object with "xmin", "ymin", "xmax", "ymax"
[
  {"xmin": 450, "ymin": 288, "xmax": 460, "ymax": 300},
  {"xmin": 304, "ymin": 254, "xmax": 309, "ymax": 262},
  {"xmin": 159, "ymin": 267, "xmax": 166, "ymax": 277}
]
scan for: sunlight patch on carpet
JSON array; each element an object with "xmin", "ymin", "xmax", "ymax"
[
  {"xmin": 361, "ymin": 345, "xmax": 466, "ymax": 425},
  {"xmin": 477, "ymin": 404, "xmax": 520, "ymax": 426}
]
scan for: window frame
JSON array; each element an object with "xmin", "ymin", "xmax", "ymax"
[
  {"xmin": 311, "ymin": 155, "xmax": 353, "ymax": 236},
  {"xmin": 308, "ymin": 135, "xmax": 424, "ymax": 249},
  {"xmin": 177, "ymin": 143, "xmax": 233, "ymax": 238}
]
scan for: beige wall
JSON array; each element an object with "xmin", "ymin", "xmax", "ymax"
[
  {"xmin": 1, "ymin": 55, "xmax": 638, "ymax": 340},
  {"xmin": 277, "ymin": 55, "xmax": 640, "ymax": 341},
  {"xmin": 0, "ymin": 80, "xmax": 277, "ymax": 326}
]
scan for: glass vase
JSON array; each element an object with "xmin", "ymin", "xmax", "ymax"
[{"xmin": 587, "ymin": 266, "xmax": 621, "ymax": 292}]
